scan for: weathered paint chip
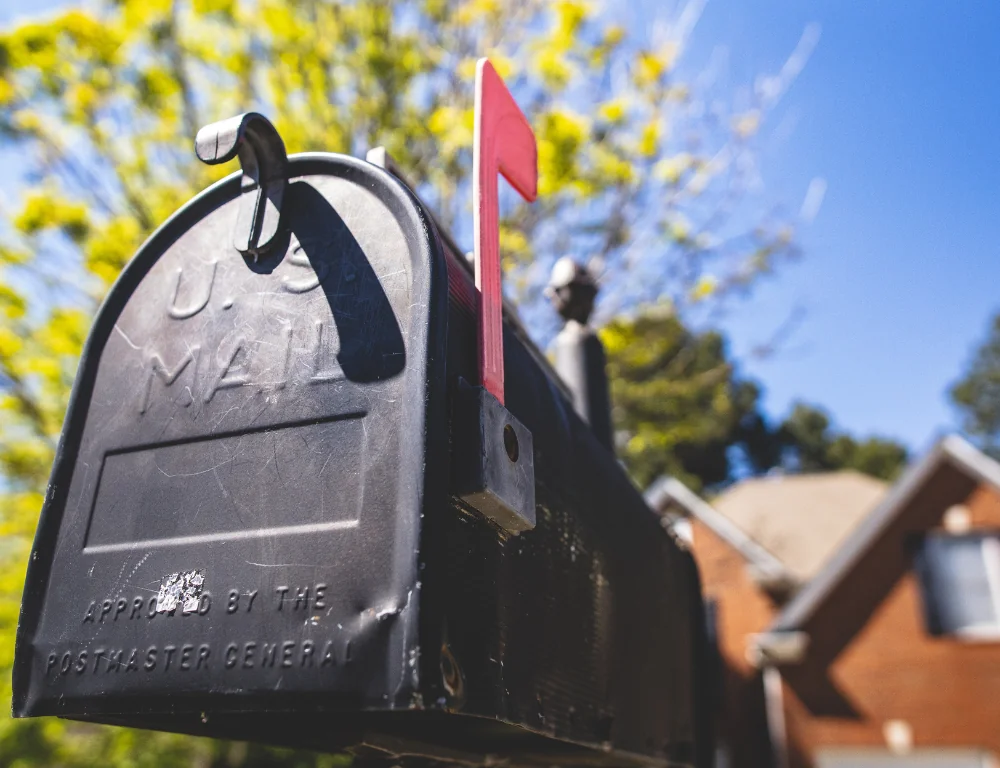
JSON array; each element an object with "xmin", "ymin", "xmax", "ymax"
[{"xmin": 156, "ymin": 570, "xmax": 205, "ymax": 613}]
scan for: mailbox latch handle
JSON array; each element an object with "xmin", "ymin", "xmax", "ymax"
[{"xmin": 195, "ymin": 112, "xmax": 288, "ymax": 258}]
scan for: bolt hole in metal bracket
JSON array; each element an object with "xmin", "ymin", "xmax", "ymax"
[
  {"xmin": 452, "ymin": 378, "xmax": 535, "ymax": 534},
  {"xmin": 195, "ymin": 112, "xmax": 289, "ymax": 258}
]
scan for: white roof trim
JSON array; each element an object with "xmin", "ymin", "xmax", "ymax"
[
  {"xmin": 645, "ymin": 476, "xmax": 790, "ymax": 580},
  {"xmin": 771, "ymin": 435, "xmax": 1000, "ymax": 632}
]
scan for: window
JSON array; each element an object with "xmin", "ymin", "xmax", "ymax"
[{"xmin": 915, "ymin": 533, "xmax": 1000, "ymax": 639}]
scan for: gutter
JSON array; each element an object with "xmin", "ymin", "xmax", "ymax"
[
  {"xmin": 750, "ymin": 633, "xmax": 806, "ymax": 768},
  {"xmin": 645, "ymin": 476, "xmax": 794, "ymax": 588},
  {"xmin": 763, "ymin": 666, "xmax": 789, "ymax": 768},
  {"xmin": 747, "ymin": 631, "xmax": 809, "ymax": 667}
]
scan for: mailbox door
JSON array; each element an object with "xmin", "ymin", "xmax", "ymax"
[{"xmin": 14, "ymin": 154, "xmax": 448, "ymax": 718}]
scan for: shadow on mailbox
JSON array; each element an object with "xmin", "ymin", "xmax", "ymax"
[
  {"xmin": 13, "ymin": 107, "xmax": 713, "ymax": 768},
  {"xmin": 281, "ymin": 181, "xmax": 406, "ymax": 383}
]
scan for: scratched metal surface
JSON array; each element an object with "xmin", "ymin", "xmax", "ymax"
[
  {"xmin": 14, "ymin": 154, "xmax": 447, "ymax": 719},
  {"xmin": 14, "ymin": 152, "xmax": 707, "ymax": 767},
  {"xmin": 419, "ymin": 258, "xmax": 704, "ymax": 766}
]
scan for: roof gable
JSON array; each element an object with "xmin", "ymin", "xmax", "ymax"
[
  {"xmin": 645, "ymin": 476, "xmax": 790, "ymax": 584},
  {"xmin": 711, "ymin": 470, "xmax": 888, "ymax": 582},
  {"xmin": 770, "ymin": 435, "xmax": 1000, "ymax": 633}
]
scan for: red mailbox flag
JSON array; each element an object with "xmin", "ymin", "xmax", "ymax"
[{"xmin": 473, "ymin": 58, "xmax": 538, "ymax": 405}]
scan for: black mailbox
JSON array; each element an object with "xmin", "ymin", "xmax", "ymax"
[{"xmin": 14, "ymin": 67, "xmax": 711, "ymax": 768}]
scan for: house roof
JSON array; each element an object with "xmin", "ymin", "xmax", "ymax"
[
  {"xmin": 710, "ymin": 470, "xmax": 889, "ymax": 583},
  {"xmin": 770, "ymin": 435, "xmax": 1000, "ymax": 633},
  {"xmin": 645, "ymin": 476, "xmax": 790, "ymax": 584}
]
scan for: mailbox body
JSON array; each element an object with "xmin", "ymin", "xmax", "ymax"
[{"xmin": 13, "ymin": 154, "xmax": 709, "ymax": 767}]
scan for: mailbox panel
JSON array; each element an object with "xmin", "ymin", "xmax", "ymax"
[{"xmin": 14, "ymin": 155, "xmax": 448, "ymax": 718}]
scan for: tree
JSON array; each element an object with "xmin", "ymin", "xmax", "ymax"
[
  {"xmin": 951, "ymin": 311, "xmax": 1000, "ymax": 458},
  {"xmin": 0, "ymin": 0, "xmax": 809, "ymax": 762},
  {"xmin": 776, "ymin": 402, "xmax": 908, "ymax": 481},
  {"xmin": 604, "ymin": 311, "xmax": 909, "ymax": 490},
  {"xmin": 602, "ymin": 307, "xmax": 766, "ymax": 492}
]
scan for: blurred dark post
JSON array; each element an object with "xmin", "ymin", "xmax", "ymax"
[{"xmin": 547, "ymin": 257, "xmax": 614, "ymax": 452}]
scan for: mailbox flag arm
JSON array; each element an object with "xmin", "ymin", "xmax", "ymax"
[{"xmin": 473, "ymin": 59, "xmax": 538, "ymax": 405}]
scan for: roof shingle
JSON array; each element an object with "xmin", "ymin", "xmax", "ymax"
[{"xmin": 711, "ymin": 470, "xmax": 889, "ymax": 582}]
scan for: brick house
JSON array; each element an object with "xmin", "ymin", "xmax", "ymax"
[{"xmin": 647, "ymin": 436, "xmax": 1000, "ymax": 768}]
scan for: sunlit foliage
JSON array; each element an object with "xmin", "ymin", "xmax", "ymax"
[
  {"xmin": 951, "ymin": 311, "xmax": 1000, "ymax": 459},
  {"xmin": 603, "ymin": 308, "xmax": 762, "ymax": 491},
  {"xmin": 604, "ymin": 311, "xmax": 909, "ymax": 491}
]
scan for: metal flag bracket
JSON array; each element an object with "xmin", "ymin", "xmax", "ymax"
[{"xmin": 454, "ymin": 58, "xmax": 538, "ymax": 534}]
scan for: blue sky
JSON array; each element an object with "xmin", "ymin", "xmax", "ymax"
[
  {"xmin": 2, "ymin": 0, "xmax": 997, "ymax": 454},
  {"xmin": 669, "ymin": 1, "xmax": 1000, "ymax": 453}
]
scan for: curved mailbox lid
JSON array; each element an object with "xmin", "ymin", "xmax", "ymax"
[{"xmin": 14, "ymin": 153, "xmax": 448, "ymax": 717}]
